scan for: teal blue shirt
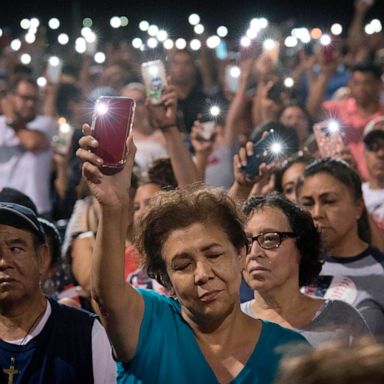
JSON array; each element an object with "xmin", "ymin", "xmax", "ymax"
[{"xmin": 117, "ymin": 289, "xmax": 308, "ymax": 384}]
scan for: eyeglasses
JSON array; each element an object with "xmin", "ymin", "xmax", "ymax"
[
  {"xmin": 365, "ymin": 140, "xmax": 384, "ymax": 153},
  {"xmin": 246, "ymin": 231, "xmax": 297, "ymax": 250}
]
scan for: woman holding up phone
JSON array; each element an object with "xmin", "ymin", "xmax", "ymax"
[{"xmin": 76, "ymin": 87, "xmax": 309, "ymax": 384}]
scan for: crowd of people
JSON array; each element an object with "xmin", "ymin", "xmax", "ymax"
[{"xmin": 1, "ymin": 0, "xmax": 384, "ymax": 382}]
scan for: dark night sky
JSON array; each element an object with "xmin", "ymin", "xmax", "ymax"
[{"xmin": 1, "ymin": 0, "xmax": 383, "ymax": 41}]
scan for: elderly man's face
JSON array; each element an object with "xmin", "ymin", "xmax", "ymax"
[{"xmin": 0, "ymin": 225, "xmax": 45, "ymax": 307}]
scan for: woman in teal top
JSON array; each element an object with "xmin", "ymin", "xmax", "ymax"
[{"xmin": 77, "ymin": 86, "xmax": 308, "ymax": 384}]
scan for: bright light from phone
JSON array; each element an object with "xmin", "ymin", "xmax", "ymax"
[
  {"xmin": 59, "ymin": 122, "xmax": 72, "ymax": 134},
  {"xmin": 284, "ymin": 77, "xmax": 294, "ymax": 88},
  {"xmin": 120, "ymin": 16, "xmax": 129, "ymax": 27},
  {"xmin": 206, "ymin": 35, "xmax": 221, "ymax": 49},
  {"xmin": 163, "ymin": 39, "xmax": 174, "ymax": 50},
  {"xmin": 175, "ymin": 38, "xmax": 187, "ymax": 50},
  {"xmin": 230, "ymin": 66, "xmax": 241, "ymax": 78},
  {"xmin": 194, "ymin": 24, "xmax": 204, "ymax": 35},
  {"xmin": 25, "ymin": 33, "xmax": 36, "ymax": 44},
  {"xmin": 263, "ymin": 39, "xmax": 276, "ymax": 50},
  {"xmin": 371, "ymin": 19, "xmax": 382, "ymax": 33},
  {"xmin": 49, "ymin": 56, "xmax": 60, "ymax": 66},
  {"xmin": 328, "ymin": 120, "xmax": 340, "ymax": 133},
  {"xmin": 148, "ymin": 25, "xmax": 159, "ymax": 37},
  {"xmin": 147, "ymin": 37, "xmax": 158, "ymax": 49},
  {"xmin": 58, "ymin": 33, "xmax": 69, "ymax": 45},
  {"xmin": 188, "ymin": 14, "xmax": 200, "ymax": 26},
  {"xmin": 320, "ymin": 34, "xmax": 331, "ymax": 46},
  {"xmin": 10, "ymin": 39, "xmax": 21, "ymax": 51},
  {"xmin": 48, "ymin": 18, "xmax": 60, "ymax": 30},
  {"xmin": 217, "ymin": 26, "xmax": 228, "ymax": 37},
  {"xmin": 139, "ymin": 20, "xmax": 149, "ymax": 31},
  {"xmin": 190, "ymin": 39, "xmax": 201, "ymax": 51},
  {"xmin": 270, "ymin": 142, "xmax": 283, "ymax": 154},
  {"xmin": 331, "ymin": 23, "xmax": 342, "ymax": 36},
  {"xmin": 30, "ymin": 18, "xmax": 40, "ymax": 29},
  {"xmin": 75, "ymin": 37, "xmax": 87, "ymax": 54},
  {"xmin": 132, "ymin": 37, "xmax": 143, "ymax": 49},
  {"xmin": 83, "ymin": 18, "xmax": 93, "ymax": 28},
  {"xmin": 246, "ymin": 28, "xmax": 258, "ymax": 40},
  {"xmin": 157, "ymin": 30, "xmax": 168, "ymax": 42},
  {"xmin": 94, "ymin": 52, "xmax": 106, "ymax": 64},
  {"xmin": 365, "ymin": 24, "xmax": 375, "ymax": 35},
  {"xmin": 284, "ymin": 36, "xmax": 298, "ymax": 48},
  {"xmin": 96, "ymin": 102, "xmax": 108, "ymax": 115},
  {"xmin": 110, "ymin": 16, "xmax": 121, "ymax": 29},
  {"xmin": 292, "ymin": 28, "xmax": 311, "ymax": 43},
  {"xmin": 210, "ymin": 105, "xmax": 220, "ymax": 117},
  {"xmin": 240, "ymin": 36, "xmax": 251, "ymax": 47},
  {"xmin": 20, "ymin": 18, "xmax": 30, "ymax": 30},
  {"xmin": 20, "ymin": 53, "xmax": 31, "ymax": 65},
  {"xmin": 37, "ymin": 76, "xmax": 47, "ymax": 87}
]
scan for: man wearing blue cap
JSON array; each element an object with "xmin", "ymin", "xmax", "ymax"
[{"xmin": 0, "ymin": 202, "xmax": 116, "ymax": 383}]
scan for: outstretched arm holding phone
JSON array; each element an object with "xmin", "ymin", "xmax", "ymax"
[
  {"xmin": 148, "ymin": 84, "xmax": 200, "ymax": 189},
  {"xmin": 77, "ymin": 132, "xmax": 145, "ymax": 363}
]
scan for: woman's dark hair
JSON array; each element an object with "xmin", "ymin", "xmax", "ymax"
[
  {"xmin": 274, "ymin": 153, "xmax": 313, "ymax": 193},
  {"xmin": 243, "ymin": 192, "xmax": 323, "ymax": 287},
  {"xmin": 147, "ymin": 158, "xmax": 178, "ymax": 189},
  {"xmin": 135, "ymin": 187, "xmax": 248, "ymax": 290},
  {"xmin": 299, "ymin": 158, "xmax": 371, "ymax": 243}
]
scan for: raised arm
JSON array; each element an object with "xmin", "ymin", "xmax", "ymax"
[
  {"xmin": 148, "ymin": 85, "xmax": 199, "ymax": 189},
  {"xmin": 305, "ymin": 58, "xmax": 337, "ymax": 119},
  {"xmin": 77, "ymin": 129, "xmax": 144, "ymax": 362}
]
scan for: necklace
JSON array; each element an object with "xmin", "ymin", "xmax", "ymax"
[{"xmin": 2, "ymin": 306, "xmax": 46, "ymax": 384}]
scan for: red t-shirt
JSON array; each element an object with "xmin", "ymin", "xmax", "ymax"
[{"xmin": 322, "ymin": 98, "xmax": 384, "ymax": 180}]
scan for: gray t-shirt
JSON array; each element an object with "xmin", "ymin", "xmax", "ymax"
[
  {"xmin": 241, "ymin": 299, "xmax": 369, "ymax": 347},
  {"xmin": 303, "ymin": 246, "xmax": 384, "ymax": 340}
]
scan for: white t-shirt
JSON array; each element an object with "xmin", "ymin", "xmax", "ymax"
[
  {"xmin": 134, "ymin": 139, "xmax": 168, "ymax": 171},
  {"xmin": 0, "ymin": 115, "xmax": 57, "ymax": 214},
  {"xmin": 5, "ymin": 300, "xmax": 117, "ymax": 383}
]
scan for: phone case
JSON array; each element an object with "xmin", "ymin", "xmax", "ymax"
[
  {"xmin": 242, "ymin": 135, "xmax": 278, "ymax": 179},
  {"xmin": 91, "ymin": 96, "xmax": 135, "ymax": 175},
  {"xmin": 141, "ymin": 60, "xmax": 167, "ymax": 105},
  {"xmin": 313, "ymin": 122, "xmax": 346, "ymax": 158}
]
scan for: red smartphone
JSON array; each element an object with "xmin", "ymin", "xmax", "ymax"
[
  {"xmin": 313, "ymin": 121, "xmax": 346, "ymax": 158},
  {"xmin": 91, "ymin": 96, "xmax": 135, "ymax": 175}
]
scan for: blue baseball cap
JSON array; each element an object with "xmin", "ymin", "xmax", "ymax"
[{"xmin": 0, "ymin": 202, "xmax": 46, "ymax": 243}]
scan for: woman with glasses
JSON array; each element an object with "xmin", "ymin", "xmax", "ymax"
[{"xmin": 241, "ymin": 193, "xmax": 369, "ymax": 346}]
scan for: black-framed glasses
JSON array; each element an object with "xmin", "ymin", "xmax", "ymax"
[
  {"xmin": 365, "ymin": 140, "xmax": 384, "ymax": 153},
  {"xmin": 246, "ymin": 231, "xmax": 297, "ymax": 250}
]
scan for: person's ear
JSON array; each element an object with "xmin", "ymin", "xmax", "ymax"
[{"xmin": 355, "ymin": 198, "xmax": 365, "ymax": 221}]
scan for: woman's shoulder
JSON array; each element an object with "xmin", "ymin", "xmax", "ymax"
[{"xmin": 259, "ymin": 319, "xmax": 309, "ymax": 345}]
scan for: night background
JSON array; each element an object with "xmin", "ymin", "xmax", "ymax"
[{"xmin": 1, "ymin": 0, "xmax": 383, "ymax": 43}]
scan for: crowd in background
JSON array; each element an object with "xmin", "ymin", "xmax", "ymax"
[{"xmin": 1, "ymin": 0, "xmax": 384, "ymax": 382}]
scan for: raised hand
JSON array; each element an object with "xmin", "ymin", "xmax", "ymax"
[{"xmin": 76, "ymin": 124, "xmax": 136, "ymax": 208}]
